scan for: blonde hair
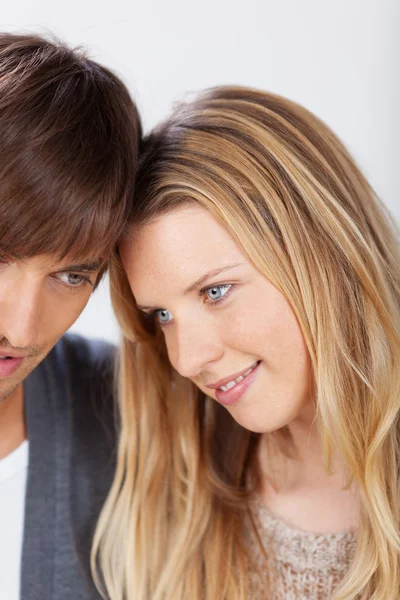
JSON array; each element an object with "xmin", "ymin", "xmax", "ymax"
[{"xmin": 92, "ymin": 87, "xmax": 400, "ymax": 599}]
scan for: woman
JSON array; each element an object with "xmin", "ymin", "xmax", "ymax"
[{"xmin": 92, "ymin": 87, "xmax": 400, "ymax": 599}]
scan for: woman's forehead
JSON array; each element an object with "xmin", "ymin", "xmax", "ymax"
[
  {"xmin": 120, "ymin": 206, "xmax": 248, "ymax": 301},
  {"xmin": 123, "ymin": 207, "xmax": 240, "ymax": 268}
]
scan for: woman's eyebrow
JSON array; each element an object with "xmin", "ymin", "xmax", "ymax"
[
  {"xmin": 135, "ymin": 263, "xmax": 244, "ymax": 312},
  {"xmin": 184, "ymin": 263, "xmax": 244, "ymax": 294}
]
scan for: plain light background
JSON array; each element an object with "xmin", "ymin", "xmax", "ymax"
[{"xmin": 2, "ymin": 0, "xmax": 398, "ymax": 343}]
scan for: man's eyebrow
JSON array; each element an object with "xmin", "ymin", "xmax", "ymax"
[
  {"xmin": 136, "ymin": 263, "xmax": 244, "ymax": 312},
  {"xmin": 57, "ymin": 260, "xmax": 103, "ymax": 272}
]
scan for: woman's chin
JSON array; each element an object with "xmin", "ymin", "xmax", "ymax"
[{"xmin": 226, "ymin": 403, "xmax": 290, "ymax": 434}]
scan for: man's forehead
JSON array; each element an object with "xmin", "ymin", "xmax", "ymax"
[
  {"xmin": 7, "ymin": 253, "xmax": 105, "ymax": 272},
  {"xmin": 52, "ymin": 254, "xmax": 104, "ymax": 271}
]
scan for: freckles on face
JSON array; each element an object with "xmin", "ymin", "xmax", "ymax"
[{"xmin": 120, "ymin": 205, "xmax": 313, "ymax": 434}]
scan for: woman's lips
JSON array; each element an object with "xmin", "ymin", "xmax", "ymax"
[
  {"xmin": 214, "ymin": 361, "xmax": 261, "ymax": 406},
  {"xmin": 0, "ymin": 356, "xmax": 24, "ymax": 378},
  {"xmin": 205, "ymin": 361, "xmax": 260, "ymax": 390}
]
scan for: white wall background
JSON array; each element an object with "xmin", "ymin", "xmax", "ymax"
[{"xmin": 2, "ymin": 0, "xmax": 398, "ymax": 343}]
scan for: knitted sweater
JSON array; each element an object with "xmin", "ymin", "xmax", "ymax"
[{"xmin": 248, "ymin": 496, "xmax": 357, "ymax": 599}]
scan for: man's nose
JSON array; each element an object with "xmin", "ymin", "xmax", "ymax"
[
  {"xmin": 169, "ymin": 318, "xmax": 224, "ymax": 379},
  {"xmin": 0, "ymin": 276, "xmax": 42, "ymax": 349}
]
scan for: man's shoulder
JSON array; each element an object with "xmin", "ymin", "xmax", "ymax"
[
  {"xmin": 51, "ymin": 332, "xmax": 116, "ymax": 377},
  {"xmin": 45, "ymin": 332, "xmax": 116, "ymax": 396},
  {"xmin": 23, "ymin": 334, "xmax": 119, "ymax": 599},
  {"xmin": 38, "ymin": 333, "xmax": 118, "ymax": 433}
]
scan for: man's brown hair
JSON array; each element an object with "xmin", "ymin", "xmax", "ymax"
[{"xmin": 0, "ymin": 32, "xmax": 141, "ymax": 270}]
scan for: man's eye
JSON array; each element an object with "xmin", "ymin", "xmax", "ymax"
[{"xmin": 58, "ymin": 272, "xmax": 88, "ymax": 287}]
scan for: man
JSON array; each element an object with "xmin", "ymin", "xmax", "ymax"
[{"xmin": 0, "ymin": 33, "xmax": 141, "ymax": 599}]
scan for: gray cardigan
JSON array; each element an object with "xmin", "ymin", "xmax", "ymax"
[{"xmin": 20, "ymin": 334, "xmax": 117, "ymax": 600}]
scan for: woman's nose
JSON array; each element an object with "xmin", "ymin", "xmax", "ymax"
[{"xmin": 168, "ymin": 318, "xmax": 224, "ymax": 379}]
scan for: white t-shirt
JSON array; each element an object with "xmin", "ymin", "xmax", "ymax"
[{"xmin": 0, "ymin": 441, "xmax": 29, "ymax": 600}]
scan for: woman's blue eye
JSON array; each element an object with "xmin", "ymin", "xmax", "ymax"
[
  {"xmin": 206, "ymin": 284, "xmax": 231, "ymax": 301},
  {"xmin": 156, "ymin": 309, "xmax": 172, "ymax": 324}
]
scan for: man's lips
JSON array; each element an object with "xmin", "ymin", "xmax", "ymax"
[
  {"xmin": 204, "ymin": 361, "xmax": 261, "ymax": 390},
  {"xmin": 0, "ymin": 348, "xmax": 31, "ymax": 379},
  {"xmin": 0, "ymin": 350, "xmax": 25, "ymax": 359},
  {"xmin": 0, "ymin": 356, "xmax": 24, "ymax": 378}
]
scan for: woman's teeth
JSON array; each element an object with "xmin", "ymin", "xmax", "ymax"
[{"xmin": 219, "ymin": 362, "xmax": 259, "ymax": 392}]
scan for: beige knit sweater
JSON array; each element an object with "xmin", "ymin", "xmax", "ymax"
[{"xmin": 248, "ymin": 496, "xmax": 357, "ymax": 599}]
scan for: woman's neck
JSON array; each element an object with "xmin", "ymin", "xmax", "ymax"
[{"xmin": 256, "ymin": 412, "xmax": 360, "ymax": 534}]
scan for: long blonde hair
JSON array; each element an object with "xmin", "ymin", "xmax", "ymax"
[{"xmin": 92, "ymin": 87, "xmax": 400, "ymax": 599}]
